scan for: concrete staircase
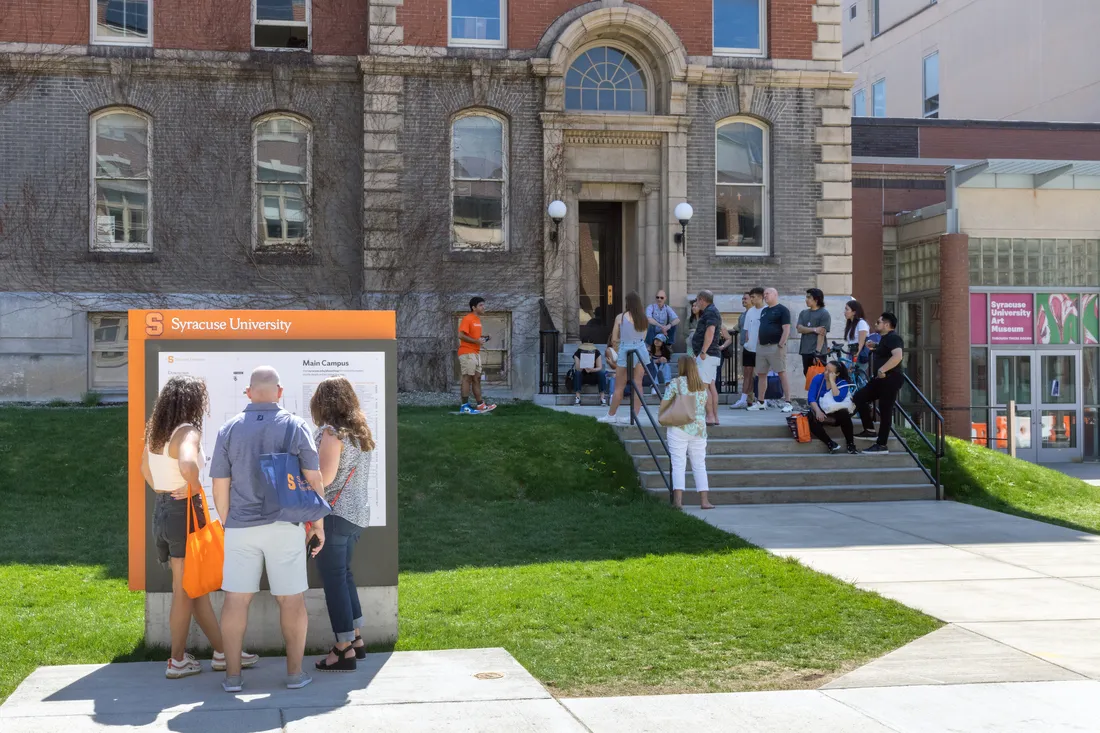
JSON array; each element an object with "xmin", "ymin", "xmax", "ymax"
[{"xmin": 618, "ymin": 423, "xmax": 936, "ymax": 505}]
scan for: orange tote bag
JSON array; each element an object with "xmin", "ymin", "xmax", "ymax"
[{"xmin": 182, "ymin": 487, "xmax": 225, "ymax": 599}]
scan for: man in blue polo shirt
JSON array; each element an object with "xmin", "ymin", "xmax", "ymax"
[{"xmin": 211, "ymin": 366, "xmax": 324, "ymax": 693}]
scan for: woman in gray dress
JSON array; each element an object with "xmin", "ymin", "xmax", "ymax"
[{"xmin": 310, "ymin": 376, "xmax": 376, "ymax": 672}]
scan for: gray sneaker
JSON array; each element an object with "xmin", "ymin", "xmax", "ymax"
[
  {"xmin": 286, "ymin": 672, "xmax": 313, "ymax": 690},
  {"xmin": 222, "ymin": 675, "xmax": 243, "ymax": 693}
]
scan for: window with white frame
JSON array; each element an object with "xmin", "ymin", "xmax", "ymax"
[
  {"xmin": 253, "ymin": 115, "xmax": 311, "ymax": 248},
  {"xmin": 92, "ymin": 0, "xmax": 151, "ymax": 44},
  {"xmin": 713, "ymin": 0, "xmax": 765, "ymax": 56},
  {"xmin": 449, "ymin": 0, "xmax": 505, "ymax": 47},
  {"xmin": 849, "ymin": 4, "xmax": 857, "ymax": 19},
  {"xmin": 254, "ymin": 0, "xmax": 310, "ymax": 49},
  {"xmin": 715, "ymin": 118, "xmax": 768, "ymax": 255},
  {"xmin": 564, "ymin": 46, "xmax": 648, "ymax": 113},
  {"xmin": 853, "ymin": 88, "xmax": 867, "ymax": 116},
  {"xmin": 451, "ymin": 112, "xmax": 507, "ymax": 251},
  {"xmin": 872, "ymin": 0, "xmax": 881, "ymax": 35},
  {"xmin": 89, "ymin": 313, "xmax": 128, "ymax": 390},
  {"xmin": 872, "ymin": 78, "xmax": 886, "ymax": 117},
  {"xmin": 453, "ymin": 311, "xmax": 510, "ymax": 384},
  {"xmin": 923, "ymin": 52, "xmax": 940, "ymax": 118},
  {"xmin": 92, "ymin": 110, "xmax": 151, "ymax": 252}
]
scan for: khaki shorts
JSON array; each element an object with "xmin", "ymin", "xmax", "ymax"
[
  {"xmin": 756, "ymin": 343, "xmax": 787, "ymax": 374},
  {"xmin": 458, "ymin": 352, "xmax": 482, "ymax": 376},
  {"xmin": 222, "ymin": 522, "xmax": 308, "ymax": 596},
  {"xmin": 695, "ymin": 355, "xmax": 719, "ymax": 385}
]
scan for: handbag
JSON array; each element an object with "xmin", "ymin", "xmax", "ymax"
[
  {"xmin": 182, "ymin": 488, "xmax": 224, "ymax": 599},
  {"xmin": 785, "ymin": 413, "xmax": 812, "ymax": 443},
  {"xmin": 658, "ymin": 380, "xmax": 696, "ymax": 427},
  {"xmin": 820, "ymin": 386, "xmax": 855, "ymax": 414},
  {"xmin": 804, "ymin": 357, "xmax": 826, "ymax": 390},
  {"xmin": 259, "ymin": 419, "xmax": 333, "ymax": 525}
]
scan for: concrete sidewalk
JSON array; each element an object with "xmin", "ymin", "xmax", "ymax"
[
  {"xmin": 687, "ymin": 500, "xmax": 1100, "ymax": 684},
  {"xmin": 5, "ymin": 648, "xmax": 1100, "ymax": 732}
]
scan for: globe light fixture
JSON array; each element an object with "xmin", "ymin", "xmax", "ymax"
[
  {"xmin": 673, "ymin": 202, "xmax": 694, "ymax": 253},
  {"xmin": 548, "ymin": 200, "xmax": 567, "ymax": 243}
]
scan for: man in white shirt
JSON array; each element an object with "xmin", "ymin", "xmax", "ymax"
[
  {"xmin": 732, "ymin": 287, "xmax": 764, "ymax": 409},
  {"xmin": 645, "ymin": 290, "xmax": 680, "ymax": 347}
]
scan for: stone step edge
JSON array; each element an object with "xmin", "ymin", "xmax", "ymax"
[
  {"xmin": 643, "ymin": 483, "xmax": 935, "ymax": 492},
  {"xmin": 638, "ymin": 467, "xmax": 925, "ymax": 476}
]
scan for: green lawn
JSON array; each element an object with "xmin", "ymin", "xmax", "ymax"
[
  {"xmin": 1, "ymin": 403, "xmax": 940, "ymax": 702},
  {"xmin": 914, "ymin": 434, "xmax": 1100, "ymax": 534}
]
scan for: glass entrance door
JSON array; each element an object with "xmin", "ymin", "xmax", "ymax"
[
  {"xmin": 1037, "ymin": 351, "xmax": 1081, "ymax": 462},
  {"xmin": 991, "ymin": 352, "xmax": 1036, "ymax": 462},
  {"xmin": 578, "ymin": 202, "xmax": 623, "ymax": 345}
]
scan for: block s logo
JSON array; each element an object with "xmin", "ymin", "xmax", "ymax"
[
  {"xmin": 145, "ymin": 312, "xmax": 164, "ymax": 337},
  {"xmin": 287, "ymin": 474, "xmax": 297, "ymax": 491}
]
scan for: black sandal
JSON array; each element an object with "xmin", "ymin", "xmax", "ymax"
[
  {"xmin": 352, "ymin": 633, "xmax": 367, "ymax": 660},
  {"xmin": 315, "ymin": 645, "xmax": 357, "ymax": 672}
]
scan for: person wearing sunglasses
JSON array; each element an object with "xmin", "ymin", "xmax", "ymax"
[{"xmin": 645, "ymin": 290, "xmax": 680, "ymax": 347}]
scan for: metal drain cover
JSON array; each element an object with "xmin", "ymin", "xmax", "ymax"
[{"xmin": 474, "ymin": 672, "xmax": 504, "ymax": 680}]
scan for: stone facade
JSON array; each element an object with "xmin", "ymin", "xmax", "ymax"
[{"xmin": 0, "ymin": 0, "xmax": 854, "ymax": 399}]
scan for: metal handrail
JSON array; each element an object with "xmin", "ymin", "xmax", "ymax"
[
  {"xmin": 538, "ymin": 299, "xmax": 559, "ymax": 395},
  {"xmin": 889, "ymin": 370, "xmax": 946, "ymax": 500},
  {"xmin": 626, "ymin": 349, "xmax": 672, "ymax": 500}
]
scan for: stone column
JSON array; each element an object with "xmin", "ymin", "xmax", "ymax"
[
  {"xmin": 361, "ymin": 73, "xmax": 405, "ymax": 293},
  {"xmin": 939, "ymin": 233, "xmax": 972, "ymax": 439},
  {"xmin": 644, "ymin": 185, "xmax": 660, "ymax": 297},
  {"xmin": 542, "ymin": 127, "xmax": 569, "ymax": 337},
  {"xmin": 664, "ymin": 129, "xmax": 689, "ymax": 322}
]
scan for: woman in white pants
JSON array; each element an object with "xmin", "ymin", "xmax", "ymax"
[{"xmin": 662, "ymin": 357, "xmax": 713, "ymax": 509}]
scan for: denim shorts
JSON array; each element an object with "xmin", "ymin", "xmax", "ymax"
[
  {"xmin": 618, "ymin": 340, "xmax": 651, "ymax": 367},
  {"xmin": 152, "ymin": 493, "xmax": 205, "ymax": 565}
]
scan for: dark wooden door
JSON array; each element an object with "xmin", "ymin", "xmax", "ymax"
[{"xmin": 578, "ymin": 202, "xmax": 622, "ymax": 345}]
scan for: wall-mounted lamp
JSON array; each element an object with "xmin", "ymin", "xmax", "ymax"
[
  {"xmin": 673, "ymin": 202, "xmax": 694, "ymax": 254},
  {"xmin": 547, "ymin": 200, "xmax": 567, "ymax": 243}
]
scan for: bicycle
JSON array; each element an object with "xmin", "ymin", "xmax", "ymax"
[{"xmin": 826, "ymin": 341, "xmax": 871, "ymax": 390}]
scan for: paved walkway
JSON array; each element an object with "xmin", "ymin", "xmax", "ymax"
[
  {"xmin": 1045, "ymin": 461, "xmax": 1100, "ymax": 486},
  {"xmin": 5, "ymin": 648, "xmax": 1100, "ymax": 732},
  {"xmin": 687, "ymin": 500, "xmax": 1100, "ymax": 683}
]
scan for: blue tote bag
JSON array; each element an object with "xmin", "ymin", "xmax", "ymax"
[{"xmin": 259, "ymin": 420, "xmax": 332, "ymax": 524}]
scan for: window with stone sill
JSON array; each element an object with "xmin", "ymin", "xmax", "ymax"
[
  {"xmin": 253, "ymin": 114, "xmax": 312, "ymax": 249},
  {"xmin": 713, "ymin": 0, "xmax": 765, "ymax": 56},
  {"xmin": 449, "ymin": 0, "xmax": 506, "ymax": 48},
  {"xmin": 451, "ymin": 111, "xmax": 507, "ymax": 251},
  {"xmin": 452, "ymin": 312, "xmax": 511, "ymax": 385},
  {"xmin": 715, "ymin": 117, "xmax": 769, "ymax": 256},
  {"xmin": 92, "ymin": 0, "xmax": 151, "ymax": 45},
  {"xmin": 254, "ymin": 0, "xmax": 310, "ymax": 50},
  {"xmin": 92, "ymin": 109, "xmax": 151, "ymax": 253},
  {"xmin": 90, "ymin": 313, "xmax": 128, "ymax": 390}
]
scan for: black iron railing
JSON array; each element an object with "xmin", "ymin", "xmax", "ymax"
[
  {"xmin": 538, "ymin": 299, "xmax": 559, "ymax": 395},
  {"xmin": 626, "ymin": 349, "xmax": 672, "ymax": 500},
  {"xmin": 889, "ymin": 371, "xmax": 946, "ymax": 500}
]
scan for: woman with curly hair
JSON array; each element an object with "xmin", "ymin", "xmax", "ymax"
[
  {"xmin": 141, "ymin": 376, "xmax": 258, "ymax": 679},
  {"xmin": 310, "ymin": 377, "xmax": 376, "ymax": 672}
]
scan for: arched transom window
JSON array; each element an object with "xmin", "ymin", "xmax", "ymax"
[
  {"xmin": 565, "ymin": 47, "xmax": 647, "ymax": 113},
  {"xmin": 451, "ymin": 112, "xmax": 507, "ymax": 250},
  {"xmin": 716, "ymin": 118, "xmax": 768, "ymax": 254}
]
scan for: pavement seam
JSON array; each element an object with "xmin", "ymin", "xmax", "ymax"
[
  {"xmin": 816, "ymin": 689, "xmax": 908, "ymax": 733},
  {"xmin": 552, "ymin": 698, "xmax": 598, "ymax": 733},
  {"xmin": 954, "ymin": 622, "xmax": 1098, "ymax": 681}
]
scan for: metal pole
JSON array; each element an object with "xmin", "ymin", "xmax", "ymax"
[{"xmin": 1007, "ymin": 399, "xmax": 1017, "ymax": 458}]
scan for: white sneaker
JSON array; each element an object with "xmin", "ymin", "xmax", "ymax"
[
  {"xmin": 730, "ymin": 396, "xmax": 748, "ymax": 409},
  {"xmin": 574, "ymin": 395, "xmax": 582, "ymax": 406},
  {"xmin": 780, "ymin": 401, "xmax": 794, "ymax": 413},
  {"xmin": 600, "ymin": 395, "xmax": 608, "ymax": 406},
  {"xmin": 211, "ymin": 650, "xmax": 259, "ymax": 672},
  {"xmin": 597, "ymin": 413, "xmax": 618, "ymax": 423},
  {"xmin": 166, "ymin": 653, "xmax": 202, "ymax": 679},
  {"xmin": 747, "ymin": 402, "xmax": 767, "ymax": 411}
]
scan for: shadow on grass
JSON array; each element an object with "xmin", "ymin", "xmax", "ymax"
[{"xmin": 911, "ymin": 433, "xmax": 1100, "ymax": 537}]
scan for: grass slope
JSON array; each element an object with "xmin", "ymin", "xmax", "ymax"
[
  {"xmin": 0, "ymin": 403, "xmax": 939, "ymax": 702},
  {"xmin": 914, "ymin": 434, "xmax": 1100, "ymax": 534}
]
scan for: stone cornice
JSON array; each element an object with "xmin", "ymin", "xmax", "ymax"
[
  {"xmin": 541, "ymin": 112, "xmax": 691, "ymax": 134},
  {"xmin": 563, "ymin": 129, "xmax": 663, "ymax": 147}
]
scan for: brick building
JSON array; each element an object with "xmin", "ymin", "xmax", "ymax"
[
  {"xmin": 852, "ymin": 117, "xmax": 1100, "ymax": 463},
  {"xmin": 0, "ymin": 0, "xmax": 855, "ymax": 400}
]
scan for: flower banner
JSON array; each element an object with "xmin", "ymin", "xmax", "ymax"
[
  {"xmin": 1084, "ymin": 293, "xmax": 1099, "ymax": 346},
  {"xmin": 1035, "ymin": 293, "xmax": 1080, "ymax": 345}
]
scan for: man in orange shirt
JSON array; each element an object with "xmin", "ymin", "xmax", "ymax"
[{"xmin": 458, "ymin": 297, "xmax": 495, "ymax": 413}]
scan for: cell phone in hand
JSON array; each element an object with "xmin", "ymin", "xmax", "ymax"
[{"xmin": 307, "ymin": 534, "xmax": 321, "ymax": 556}]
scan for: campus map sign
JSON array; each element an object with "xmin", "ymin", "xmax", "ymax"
[{"xmin": 127, "ymin": 310, "xmax": 397, "ymax": 594}]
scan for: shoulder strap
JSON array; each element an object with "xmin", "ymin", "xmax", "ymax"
[{"xmin": 282, "ymin": 418, "xmax": 298, "ymax": 455}]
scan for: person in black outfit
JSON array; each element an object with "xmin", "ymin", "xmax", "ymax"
[{"xmin": 852, "ymin": 312, "xmax": 905, "ymax": 454}]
